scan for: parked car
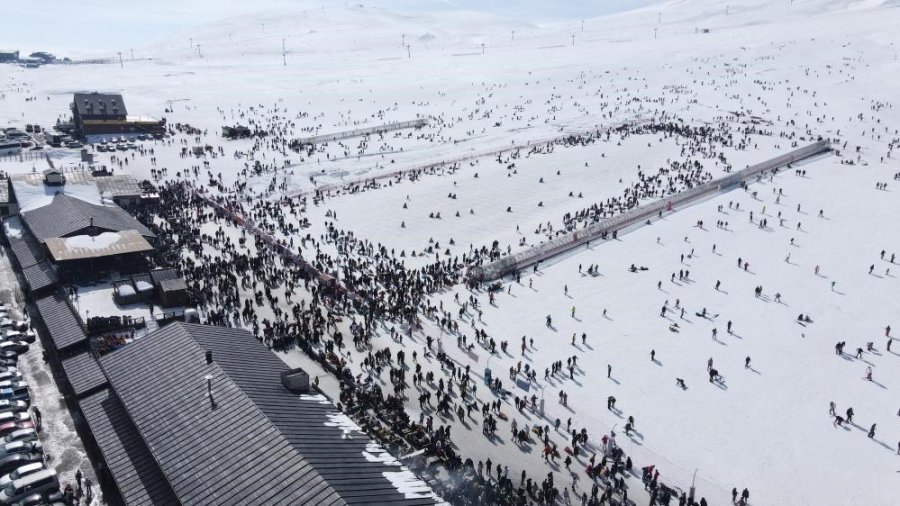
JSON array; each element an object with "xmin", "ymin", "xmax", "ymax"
[
  {"xmin": 0, "ymin": 462, "xmax": 44, "ymax": 488},
  {"xmin": 14, "ymin": 490, "xmax": 65, "ymax": 506},
  {"xmin": 0, "ymin": 360, "xmax": 15, "ymax": 369},
  {"xmin": 0, "ymin": 415, "xmax": 29, "ymax": 428},
  {"xmin": 0, "ymin": 402, "xmax": 27, "ymax": 415},
  {"xmin": 0, "ymin": 441, "xmax": 41, "ymax": 458},
  {"xmin": 2, "ymin": 333, "xmax": 34, "ymax": 345},
  {"xmin": 0, "ymin": 321, "xmax": 27, "ymax": 332},
  {"xmin": 0, "ymin": 386, "xmax": 29, "ymax": 403},
  {"xmin": 2, "ymin": 429, "xmax": 36, "ymax": 444},
  {"xmin": 0, "ymin": 422, "xmax": 33, "ymax": 438},
  {"xmin": 0, "ymin": 468, "xmax": 58, "ymax": 504},
  {"xmin": 0, "ymin": 375, "xmax": 22, "ymax": 386},
  {"xmin": 0, "ymin": 343, "xmax": 27, "ymax": 355},
  {"xmin": 0, "ymin": 455, "xmax": 42, "ymax": 477}
]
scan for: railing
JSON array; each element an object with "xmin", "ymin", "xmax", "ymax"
[
  {"xmin": 295, "ymin": 118, "xmax": 428, "ymax": 146},
  {"xmin": 469, "ymin": 140, "xmax": 831, "ymax": 281}
]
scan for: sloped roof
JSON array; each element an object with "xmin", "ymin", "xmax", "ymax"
[
  {"xmin": 79, "ymin": 388, "xmax": 179, "ymax": 506},
  {"xmin": 73, "ymin": 92, "xmax": 127, "ymax": 117},
  {"xmin": 186, "ymin": 324, "xmax": 440, "ymax": 505},
  {"xmin": 61, "ymin": 351, "xmax": 107, "ymax": 397},
  {"xmin": 8, "ymin": 234, "xmax": 45, "ymax": 269},
  {"xmin": 34, "ymin": 291, "xmax": 88, "ymax": 352},
  {"xmin": 20, "ymin": 193, "xmax": 154, "ymax": 243},
  {"xmin": 99, "ymin": 323, "xmax": 344, "ymax": 506},
  {"xmin": 22, "ymin": 261, "xmax": 58, "ymax": 293}
]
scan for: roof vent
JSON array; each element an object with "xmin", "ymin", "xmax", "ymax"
[
  {"xmin": 281, "ymin": 368, "xmax": 310, "ymax": 393},
  {"xmin": 205, "ymin": 350, "xmax": 213, "ymax": 365}
]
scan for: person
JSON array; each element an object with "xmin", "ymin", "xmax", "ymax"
[
  {"xmin": 865, "ymin": 366, "xmax": 873, "ymax": 381},
  {"xmin": 829, "ymin": 401, "xmax": 836, "ymax": 416},
  {"xmin": 745, "ymin": 356, "xmax": 751, "ymax": 369},
  {"xmin": 868, "ymin": 423, "xmax": 876, "ymax": 438},
  {"xmin": 650, "ymin": 349, "xmax": 656, "ymax": 362},
  {"xmin": 607, "ymin": 364, "xmax": 612, "ymax": 378},
  {"xmin": 732, "ymin": 487, "xmax": 738, "ymax": 504},
  {"xmin": 846, "ymin": 407, "xmax": 854, "ymax": 424}
]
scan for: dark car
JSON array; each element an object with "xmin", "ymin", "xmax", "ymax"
[
  {"xmin": 0, "ymin": 352, "xmax": 18, "ymax": 362},
  {"xmin": 0, "ymin": 453, "xmax": 42, "ymax": 476},
  {"xmin": 16, "ymin": 490, "xmax": 64, "ymax": 506}
]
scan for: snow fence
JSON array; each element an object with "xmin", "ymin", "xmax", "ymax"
[{"xmin": 468, "ymin": 140, "xmax": 831, "ymax": 282}]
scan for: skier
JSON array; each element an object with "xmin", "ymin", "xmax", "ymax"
[
  {"xmin": 650, "ymin": 349, "xmax": 656, "ymax": 362},
  {"xmin": 707, "ymin": 357, "xmax": 713, "ymax": 371},
  {"xmin": 829, "ymin": 401, "xmax": 836, "ymax": 416},
  {"xmin": 846, "ymin": 407, "xmax": 854, "ymax": 424},
  {"xmin": 745, "ymin": 356, "xmax": 751, "ymax": 369},
  {"xmin": 868, "ymin": 423, "xmax": 876, "ymax": 438},
  {"xmin": 607, "ymin": 364, "xmax": 612, "ymax": 378}
]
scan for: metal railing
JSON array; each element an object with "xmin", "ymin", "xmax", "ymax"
[{"xmin": 469, "ymin": 140, "xmax": 831, "ymax": 281}]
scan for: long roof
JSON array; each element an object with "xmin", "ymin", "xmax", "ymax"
[
  {"xmin": 79, "ymin": 388, "xmax": 179, "ymax": 506},
  {"xmin": 187, "ymin": 324, "xmax": 440, "ymax": 505},
  {"xmin": 33, "ymin": 291, "xmax": 88, "ymax": 351},
  {"xmin": 99, "ymin": 323, "xmax": 345, "ymax": 506},
  {"xmin": 21, "ymin": 193, "xmax": 154, "ymax": 243}
]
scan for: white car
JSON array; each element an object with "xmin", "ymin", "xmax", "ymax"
[
  {"xmin": 0, "ymin": 441, "xmax": 40, "ymax": 457},
  {"xmin": 0, "ymin": 462, "xmax": 44, "ymax": 488},
  {"xmin": 2, "ymin": 429, "xmax": 36, "ymax": 444}
]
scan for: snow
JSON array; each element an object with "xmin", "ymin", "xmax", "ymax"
[
  {"xmin": 383, "ymin": 469, "xmax": 450, "ymax": 504},
  {"xmin": 3, "ymin": 217, "xmax": 24, "ymax": 239},
  {"xmin": 135, "ymin": 280, "xmax": 154, "ymax": 292},
  {"xmin": 2, "ymin": 0, "xmax": 900, "ymax": 504},
  {"xmin": 64, "ymin": 232, "xmax": 122, "ymax": 250}
]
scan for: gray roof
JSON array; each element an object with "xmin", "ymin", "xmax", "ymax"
[
  {"xmin": 187, "ymin": 324, "xmax": 439, "ymax": 505},
  {"xmin": 148, "ymin": 268, "xmax": 179, "ymax": 284},
  {"xmin": 62, "ymin": 352, "xmax": 107, "ymax": 397},
  {"xmin": 22, "ymin": 261, "xmax": 58, "ymax": 293},
  {"xmin": 79, "ymin": 388, "xmax": 179, "ymax": 506},
  {"xmin": 95, "ymin": 175, "xmax": 145, "ymax": 198},
  {"xmin": 34, "ymin": 291, "xmax": 88, "ymax": 351},
  {"xmin": 73, "ymin": 92, "xmax": 127, "ymax": 118},
  {"xmin": 8, "ymin": 235, "xmax": 45, "ymax": 269},
  {"xmin": 21, "ymin": 193, "xmax": 154, "ymax": 243},
  {"xmin": 158, "ymin": 278, "xmax": 187, "ymax": 293},
  {"xmin": 99, "ymin": 323, "xmax": 345, "ymax": 506}
]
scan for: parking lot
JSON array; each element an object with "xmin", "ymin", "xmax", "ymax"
[{"xmin": 0, "ymin": 247, "xmax": 100, "ymax": 505}]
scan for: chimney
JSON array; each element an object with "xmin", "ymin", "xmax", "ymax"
[{"xmin": 205, "ymin": 350, "xmax": 213, "ymax": 365}]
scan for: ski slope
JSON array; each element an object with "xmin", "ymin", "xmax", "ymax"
[{"xmin": 2, "ymin": 0, "xmax": 900, "ymax": 504}]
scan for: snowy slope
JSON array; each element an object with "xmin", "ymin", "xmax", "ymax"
[{"xmin": 2, "ymin": 0, "xmax": 900, "ymax": 504}]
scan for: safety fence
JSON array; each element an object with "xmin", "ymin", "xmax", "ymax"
[
  {"xmin": 295, "ymin": 118, "xmax": 428, "ymax": 146},
  {"xmin": 469, "ymin": 140, "xmax": 831, "ymax": 281}
]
